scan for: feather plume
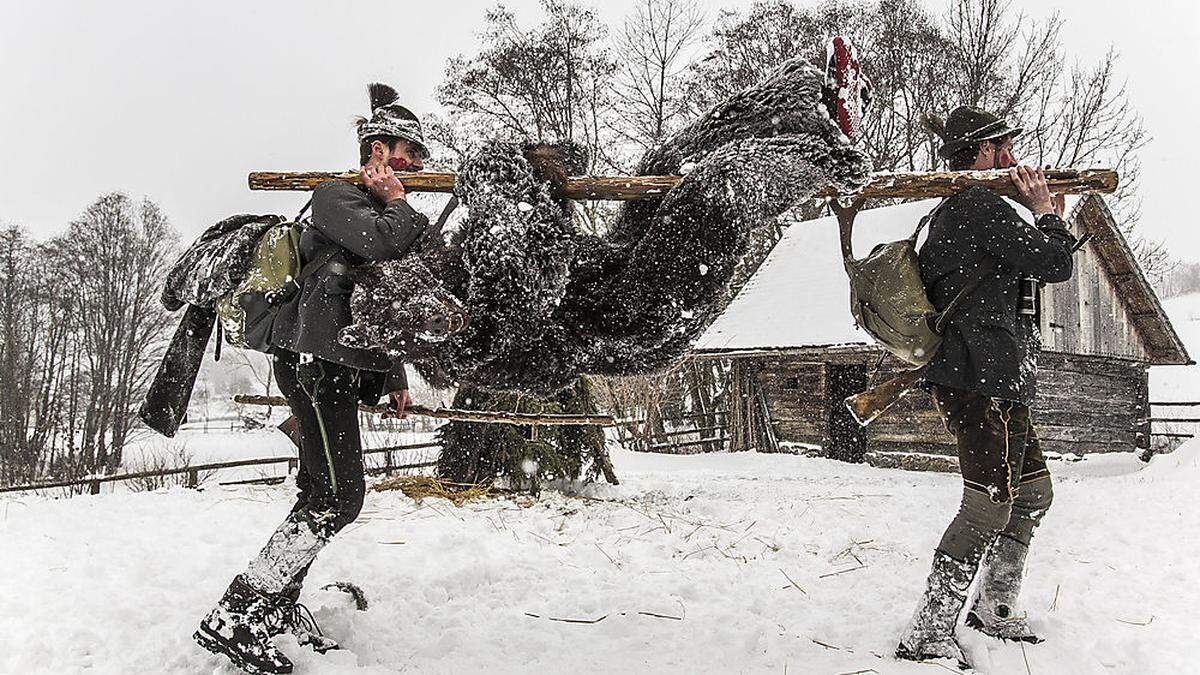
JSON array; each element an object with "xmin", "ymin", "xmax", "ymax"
[
  {"xmin": 920, "ymin": 113, "xmax": 946, "ymax": 140},
  {"xmin": 368, "ymin": 83, "xmax": 399, "ymax": 111}
]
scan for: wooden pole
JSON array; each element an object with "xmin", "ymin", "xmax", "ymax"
[
  {"xmin": 248, "ymin": 168, "xmax": 1118, "ymax": 201},
  {"xmin": 232, "ymin": 394, "xmax": 615, "ymax": 427}
]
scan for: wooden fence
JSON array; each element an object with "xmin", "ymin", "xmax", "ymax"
[
  {"xmin": 616, "ymin": 410, "xmax": 728, "ymax": 454},
  {"xmin": 1147, "ymin": 401, "xmax": 1200, "ymax": 441},
  {"xmin": 0, "ymin": 441, "xmax": 440, "ymax": 496}
]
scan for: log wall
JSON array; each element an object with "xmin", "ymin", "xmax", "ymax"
[
  {"xmin": 1034, "ymin": 351, "xmax": 1149, "ymax": 454},
  {"xmin": 743, "ymin": 347, "xmax": 1148, "ymax": 458}
]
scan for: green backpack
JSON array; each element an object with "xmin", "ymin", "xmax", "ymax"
[
  {"xmin": 215, "ymin": 202, "xmax": 338, "ymax": 352},
  {"xmin": 839, "ymin": 201, "xmax": 991, "ymax": 367}
]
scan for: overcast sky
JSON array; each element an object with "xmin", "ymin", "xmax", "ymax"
[{"xmin": 2, "ymin": 0, "xmax": 1197, "ymax": 262}]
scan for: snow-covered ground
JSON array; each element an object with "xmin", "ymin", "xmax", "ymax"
[{"xmin": 3, "ymin": 443, "xmax": 1197, "ymax": 674}]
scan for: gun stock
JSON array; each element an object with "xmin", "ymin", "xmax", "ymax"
[{"xmin": 843, "ymin": 366, "xmax": 928, "ymax": 427}]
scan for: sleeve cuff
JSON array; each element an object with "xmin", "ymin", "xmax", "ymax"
[{"xmin": 1035, "ymin": 213, "xmax": 1067, "ymax": 229}]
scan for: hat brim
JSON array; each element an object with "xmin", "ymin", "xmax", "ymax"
[
  {"xmin": 394, "ymin": 133, "xmax": 431, "ymax": 160},
  {"xmin": 937, "ymin": 125, "xmax": 1023, "ymax": 160}
]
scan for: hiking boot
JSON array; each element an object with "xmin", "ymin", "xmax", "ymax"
[
  {"xmin": 194, "ymin": 575, "xmax": 294, "ymax": 675},
  {"xmin": 966, "ymin": 536, "xmax": 1043, "ymax": 643},
  {"xmin": 265, "ymin": 586, "xmax": 341, "ymax": 653},
  {"xmin": 897, "ymin": 551, "xmax": 975, "ymax": 669}
]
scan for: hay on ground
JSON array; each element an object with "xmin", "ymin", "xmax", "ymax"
[{"xmin": 373, "ymin": 475, "xmax": 494, "ymax": 506}]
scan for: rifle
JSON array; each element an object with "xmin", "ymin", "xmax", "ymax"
[
  {"xmin": 844, "ymin": 232, "xmax": 1093, "ymax": 427},
  {"xmin": 844, "ymin": 365, "xmax": 928, "ymax": 427}
]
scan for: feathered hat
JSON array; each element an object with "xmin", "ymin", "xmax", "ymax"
[
  {"xmin": 357, "ymin": 83, "xmax": 430, "ymax": 158},
  {"xmin": 922, "ymin": 106, "xmax": 1022, "ymax": 160}
]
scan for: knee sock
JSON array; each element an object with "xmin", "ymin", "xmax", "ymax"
[{"xmin": 936, "ymin": 487, "xmax": 1013, "ymax": 565}]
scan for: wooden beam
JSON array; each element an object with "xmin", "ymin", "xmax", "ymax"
[
  {"xmin": 0, "ymin": 440, "xmax": 444, "ymax": 495},
  {"xmin": 646, "ymin": 436, "xmax": 729, "ymax": 452},
  {"xmin": 233, "ymin": 394, "xmax": 614, "ymax": 426},
  {"xmin": 248, "ymin": 168, "xmax": 1118, "ymax": 201}
]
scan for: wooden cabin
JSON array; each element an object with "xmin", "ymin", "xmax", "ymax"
[{"xmin": 687, "ymin": 195, "xmax": 1191, "ymax": 463}]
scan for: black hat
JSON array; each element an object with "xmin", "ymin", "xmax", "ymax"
[
  {"xmin": 924, "ymin": 106, "xmax": 1022, "ymax": 160},
  {"xmin": 357, "ymin": 83, "xmax": 430, "ymax": 159}
]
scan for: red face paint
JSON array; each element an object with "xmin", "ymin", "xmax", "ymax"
[{"xmin": 387, "ymin": 156, "xmax": 410, "ymax": 172}]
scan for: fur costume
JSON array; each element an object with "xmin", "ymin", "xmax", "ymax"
[
  {"xmin": 340, "ymin": 57, "xmax": 871, "ymax": 395},
  {"xmin": 161, "ymin": 214, "xmax": 282, "ymax": 311}
]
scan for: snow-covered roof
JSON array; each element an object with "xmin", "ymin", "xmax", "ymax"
[
  {"xmin": 695, "ymin": 198, "xmax": 943, "ymax": 352},
  {"xmin": 694, "ymin": 194, "xmax": 1189, "ymax": 365}
]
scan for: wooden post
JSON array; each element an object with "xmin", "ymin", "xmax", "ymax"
[
  {"xmin": 186, "ymin": 468, "xmax": 199, "ymax": 489},
  {"xmin": 247, "ymin": 168, "xmax": 1118, "ymax": 201},
  {"xmin": 89, "ymin": 479, "xmax": 101, "ymax": 495},
  {"xmin": 235, "ymin": 394, "xmax": 614, "ymax": 426}
]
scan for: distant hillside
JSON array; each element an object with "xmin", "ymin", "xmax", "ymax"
[
  {"xmin": 1162, "ymin": 261, "xmax": 1200, "ymax": 298},
  {"xmin": 1150, "ymin": 292, "xmax": 1200, "ymax": 401}
]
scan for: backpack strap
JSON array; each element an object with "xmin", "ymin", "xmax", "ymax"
[
  {"xmin": 434, "ymin": 194, "xmax": 460, "ymax": 232},
  {"xmin": 295, "ymin": 246, "xmax": 341, "ymax": 285},
  {"xmin": 910, "ymin": 198, "xmax": 948, "ymax": 242},
  {"xmin": 839, "ymin": 198, "xmax": 946, "ymax": 265},
  {"xmin": 908, "ymin": 197, "xmax": 995, "ymax": 335},
  {"xmin": 287, "ymin": 198, "xmax": 337, "ymax": 287},
  {"xmin": 295, "ymin": 198, "xmax": 313, "ymax": 223},
  {"xmin": 836, "ymin": 205, "xmax": 856, "ymax": 265}
]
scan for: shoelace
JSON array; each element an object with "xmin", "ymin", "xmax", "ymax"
[
  {"xmin": 292, "ymin": 602, "xmax": 324, "ymax": 637},
  {"xmin": 264, "ymin": 599, "xmax": 325, "ymax": 638}
]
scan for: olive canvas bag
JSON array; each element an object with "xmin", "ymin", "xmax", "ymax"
[{"xmin": 839, "ymin": 201, "xmax": 994, "ymax": 367}]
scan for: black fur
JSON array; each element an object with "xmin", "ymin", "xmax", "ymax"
[{"xmin": 344, "ymin": 58, "xmax": 872, "ymax": 395}]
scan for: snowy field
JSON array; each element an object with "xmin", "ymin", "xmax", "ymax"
[
  {"xmin": 3, "ymin": 442, "xmax": 1197, "ymax": 674},
  {"xmin": 2, "ymin": 294, "xmax": 1195, "ymax": 674}
]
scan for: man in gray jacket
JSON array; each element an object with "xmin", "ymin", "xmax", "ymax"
[{"xmin": 194, "ymin": 83, "xmax": 433, "ymax": 675}]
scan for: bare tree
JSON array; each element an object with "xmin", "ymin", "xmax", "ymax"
[
  {"xmin": 42, "ymin": 193, "xmax": 178, "ymax": 472},
  {"xmin": 435, "ymin": 1, "xmax": 616, "ymax": 155},
  {"xmin": 434, "ymin": 0, "xmax": 620, "ymax": 233},
  {"xmin": 610, "ymin": 0, "xmax": 707, "ymax": 155},
  {"xmin": 1161, "ymin": 261, "xmax": 1200, "ymax": 298},
  {"xmin": 0, "ymin": 226, "xmax": 39, "ymax": 483},
  {"xmin": 682, "ymin": 0, "xmax": 823, "ymax": 117}
]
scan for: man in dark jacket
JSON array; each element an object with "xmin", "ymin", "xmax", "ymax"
[
  {"xmin": 897, "ymin": 106, "xmax": 1077, "ymax": 666},
  {"xmin": 194, "ymin": 83, "xmax": 433, "ymax": 675}
]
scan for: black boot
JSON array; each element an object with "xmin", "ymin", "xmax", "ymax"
[
  {"xmin": 264, "ymin": 584, "xmax": 341, "ymax": 654},
  {"xmin": 194, "ymin": 575, "xmax": 294, "ymax": 675},
  {"xmin": 896, "ymin": 552, "xmax": 975, "ymax": 669}
]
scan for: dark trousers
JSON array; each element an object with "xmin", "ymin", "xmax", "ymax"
[
  {"xmin": 273, "ymin": 350, "xmax": 366, "ymax": 537},
  {"xmin": 929, "ymin": 383, "xmax": 1054, "ymax": 564},
  {"xmin": 930, "ymin": 384, "xmax": 1050, "ymax": 502}
]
